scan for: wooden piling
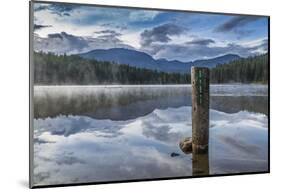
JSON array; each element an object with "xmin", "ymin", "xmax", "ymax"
[
  {"xmin": 191, "ymin": 67, "xmax": 209, "ymax": 154},
  {"xmin": 192, "ymin": 152, "xmax": 209, "ymax": 176}
]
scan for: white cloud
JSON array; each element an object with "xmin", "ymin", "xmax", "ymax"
[
  {"xmin": 129, "ymin": 10, "xmax": 160, "ymax": 22},
  {"xmin": 33, "ymin": 3, "xmax": 268, "ymax": 61},
  {"xmin": 119, "ymin": 30, "xmax": 142, "ymax": 49},
  {"xmin": 34, "ymin": 32, "xmax": 135, "ymax": 55}
]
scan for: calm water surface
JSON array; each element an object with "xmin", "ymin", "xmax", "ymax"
[{"xmin": 32, "ymin": 84, "xmax": 268, "ymax": 186}]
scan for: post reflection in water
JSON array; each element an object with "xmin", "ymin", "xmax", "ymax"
[
  {"xmin": 33, "ymin": 85, "xmax": 268, "ymax": 185},
  {"xmin": 192, "ymin": 151, "xmax": 210, "ymax": 176}
]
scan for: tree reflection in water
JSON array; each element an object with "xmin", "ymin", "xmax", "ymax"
[{"xmin": 34, "ymin": 85, "xmax": 268, "ymax": 120}]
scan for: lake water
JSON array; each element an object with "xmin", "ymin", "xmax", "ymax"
[{"xmin": 32, "ymin": 84, "xmax": 268, "ymax": 186}]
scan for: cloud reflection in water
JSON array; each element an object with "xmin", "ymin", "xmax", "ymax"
[{"xmin": 33, "ymin": 106, "xmax": 268, "ymax": 186}]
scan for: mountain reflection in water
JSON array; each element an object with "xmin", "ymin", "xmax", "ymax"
[{"xmin": 32, "ymin": 84, "xmax": 268, "ymax": 186}]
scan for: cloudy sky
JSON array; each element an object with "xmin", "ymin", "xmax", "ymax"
[{"xmin": 33, "ymin": 2, "xmax": 268, "ymax": 62}]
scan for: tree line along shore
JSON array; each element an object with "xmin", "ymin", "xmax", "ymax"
[{"xmin": 34, "ymin": 52, "xmax": 268, "ymax": 85}]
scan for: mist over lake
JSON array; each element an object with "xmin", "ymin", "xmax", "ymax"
[{"xmin": 33, "ymin": 84, "xmax": 268, "ymax": 185}]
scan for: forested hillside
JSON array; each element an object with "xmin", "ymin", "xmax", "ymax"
[
  {"xmin": 34, "ymin": 52, "xmax": 268, "ymax": 85},
  {"xmin": 210, "ymin": 54, "xmax": 268, "ymax": 83},
  {"xmin": 34, "ymin": 52, "xmax": 190, "ymax": 85}
]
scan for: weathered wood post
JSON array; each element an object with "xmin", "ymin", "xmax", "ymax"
[
  {"xmin": 191, "ymin": 67, "xmax": 209, "ymax": 154},
  {"xmin": 192, "ymin": 152, "xmax": 209, "ymax": 176}
]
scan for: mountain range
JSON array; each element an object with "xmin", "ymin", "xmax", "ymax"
[{"xmin": 79, "ymin": 48, "xmax": 240, "ymax": 73}]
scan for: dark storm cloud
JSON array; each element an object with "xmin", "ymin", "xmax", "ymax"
[
  {"xmin": 214, "ymin": 16, "xmax": 261, "ymax": 32},
  {"xmin": 34, "ymin": 3, "xmax": 79, "ymax": 17},
  {"xmin": 235, "ymin": 29, "xmax": 255, "ymax": 35},
  {"xmin": 63, "ymin": 12, "xmax": 71, "ymax": 16},
  {"xmin": 95, "ymin": 30, "xmax": 122, "ymax": 37},
  {"xmin": 48, "ymin": 33, "xmax": 64, "ymax": 40},
  {"xmin": 185, "ymin": 38, "xmax": 215, "ymax": 46},
  {"xmin": 34, "ymin": 24, "xmax": 52, "ymax": 31},
  {"xmin": 97, "ymin": 35, "xmax": 122, "ymax": 43},
  {"xmin": 140, "ymin": 23, "xmax": 187, "ymax": 47},
  {"xmin": 95, "ymin": 30, "xmax": 123, "ymax": 44},
  {"xmin": 34, "ymin": 5, "xmax": 49, "ymax": 12},
  {"xmin": 55, "ymin": 155, "xmax": 86, "ymax": 166},
  {"xmin": 116, "ymin": 25, "xmax": 128, "ymax": 30},
  {"xmin": 100, "ymin": 23, "xmax": 128, "ymax": 31},
  {"xmin": 33, "ymin": 138, "xmax": 52, "ymax": 144},
  {"xmin": 49, "ymin": 4, "xmax": 78, "ymax": 12}
]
